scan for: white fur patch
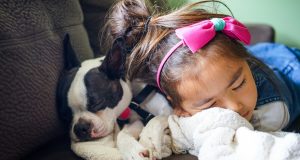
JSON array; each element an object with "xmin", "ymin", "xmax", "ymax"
[
  {"xmin": 113, "ymin": 79, "xmax": 132, "ymax": 117},
  {"xmin": 68, "ymin": 57, "xmax": 104, "ymax": 113}
]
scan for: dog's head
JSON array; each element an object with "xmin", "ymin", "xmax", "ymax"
[{"xmin": 57, "ymin": 35, "xmax": 132, "ymax": 142}]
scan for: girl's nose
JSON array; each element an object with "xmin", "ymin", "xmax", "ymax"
[{"xmin": 222, "ymin": 93, "xmax": 244, "ymax": 114}]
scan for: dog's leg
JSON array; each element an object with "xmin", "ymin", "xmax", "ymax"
[
  {"xmin": 138, "ymin": 116, "xmax": 172, "ymax": 159},
  {"xmin": 117, "ymin": 120, "xmax": 153, "ymax": 160},
  {"xmin": 71, "ymin": 134, "xmax": 123, "ymax": 160}
]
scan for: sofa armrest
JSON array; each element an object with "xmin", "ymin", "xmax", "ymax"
[{"xmin": 246, "ymin": 24, "xmax": 275, "ymax": 45}]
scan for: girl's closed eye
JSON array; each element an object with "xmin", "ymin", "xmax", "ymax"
[
  {"xmin": 199, "ymin": 101, "xmax": 216, "ymax": 110},
  {"xmin": 233, "ymin": 78, "xmax": 247, "ymax": 91},
  {"xmin": 199, "ymin": 79, "xmax": 247, "ymax": 110},
  {"xmin": 208, "ymin": 101, "xmax": 217, "ymax": 108}
]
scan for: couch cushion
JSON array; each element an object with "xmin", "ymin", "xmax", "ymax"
[
  {"xmin": 23, "ymin": 135, "xmax": 82, "ymax": 160},
  {"xmin": 80, "ymin": 0, "xmax": 110, "ymax": 57},
  {"xmin": 0, "ymin": 0, "xmax": 93, "ymax": 159},
  {"xmin": 247, "ymin": 24, "xmax": 275, "ymax": 44}
]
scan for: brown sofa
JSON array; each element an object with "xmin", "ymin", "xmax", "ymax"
[{"xmin": 0, "ymin": 0, "xmax": 279, "ymax": 160}]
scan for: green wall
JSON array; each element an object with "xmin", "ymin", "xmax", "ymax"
[{"xmin": 169, "ymin": 0, "xmax": 300, "ymax": 48}]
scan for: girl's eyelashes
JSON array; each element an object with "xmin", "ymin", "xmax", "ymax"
[
  {"xmin": 200, "ymin": 101, "xmax": 216, "ymax": 110},
  {"xmin": 233, "ymin": 78, "xmax": 247, "ymax": 91},
  {"xmin": 195, "ymin": 77, "xmax": 246, "ymax": 110},
  {"xmin": 196, "ymin": 103, "xmax": 207, "ymax": 110},
  {"xmin": 208, "ymin": 101, "xmax": 216, "ymax": 108}
]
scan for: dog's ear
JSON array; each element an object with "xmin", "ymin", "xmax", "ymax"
[
  {"xmin": 99, "ymin": 38, "xmax": 127, "ymax": 80},
  {"xmin": 63, "ymin": 34, "xmax": 81, "ymax": 70}
]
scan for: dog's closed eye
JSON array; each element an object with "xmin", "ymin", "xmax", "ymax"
[{"xmin": 88, "ymin": 98, "xmax": 106, "ymax": 112}]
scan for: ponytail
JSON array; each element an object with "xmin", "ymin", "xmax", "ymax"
[
  {"xmin": 102, "ymin": 0, "xmax": 232, "ymax": 97},
  {"xmin": 101, "ymin": 0, "xmax": 153, "ymax": 53}
]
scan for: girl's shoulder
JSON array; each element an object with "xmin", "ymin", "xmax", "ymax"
[
  {"xmin": 248, "ymin": 43, "xmax": 300, "ymax": 126},
  {"xmin": 249, "ymin": 63, "xmax": 283, "ymax": 107},
  {"xmin": 247, "ymin": 43, "xmax": 300, "ymax": 71}
]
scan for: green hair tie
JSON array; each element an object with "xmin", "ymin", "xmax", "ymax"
[{"xmin": 211, "ymin": 18, "xmax": 225, "ymax": 31}]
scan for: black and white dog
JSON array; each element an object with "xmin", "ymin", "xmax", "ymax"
[
  {"xmin": 57, "ymin": 35, "xmax": 132, "ymax": 142},
  {"xmin": 57, "ymin": 35, "xmax": 172, "ymax": 159}
]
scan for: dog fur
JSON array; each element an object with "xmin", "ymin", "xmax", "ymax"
[{"xmin": 57, "ymin": 35, "xmax": 172, "ymax": 159}]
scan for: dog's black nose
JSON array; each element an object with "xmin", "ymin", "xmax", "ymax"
[{"xmin": 73, "ymin": 121, "xmax": 92, "ymax": 141}]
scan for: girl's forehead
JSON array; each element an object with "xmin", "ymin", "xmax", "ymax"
[{"xmin": 177, "ymin": 56, "xmax": 244, "ymax": 100}]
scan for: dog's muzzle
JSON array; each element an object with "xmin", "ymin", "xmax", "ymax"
[{"xmin": 73, "ymin": 120, "xmax": 92, "ymax": 141}]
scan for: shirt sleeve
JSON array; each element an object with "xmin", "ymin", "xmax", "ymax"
[{"xmin": 250, "ymin": 101, "xmax": 290, "ymax": 132}]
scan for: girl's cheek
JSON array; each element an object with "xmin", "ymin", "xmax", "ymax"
[{"xmin": 246, "ymin": 77, "xmax": 258, "ymax": 107}]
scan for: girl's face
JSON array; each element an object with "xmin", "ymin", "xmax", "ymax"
[{"xmin": 175, "ymin": 56, "xmax": 257, "ymax": 121}]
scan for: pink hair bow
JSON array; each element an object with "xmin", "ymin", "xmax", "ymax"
[
  {"xmin": 176, "ymin": 16, "xmax": 251, "ymax": 53},
  {"xmin": 156, "ymin": 16, "xmax": 251, "ymax": 91}
]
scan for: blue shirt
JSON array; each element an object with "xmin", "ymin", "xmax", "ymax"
[{"xmin": 248, "ymin": 43, "xmax": 300, "ymax": 130}]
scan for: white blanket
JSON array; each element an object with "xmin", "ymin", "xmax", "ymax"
[{"xmin": 168, "ymin": 108, "xmax": 300, "ymax": 160}]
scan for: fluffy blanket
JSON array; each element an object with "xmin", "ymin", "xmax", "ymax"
[{"xmin": 168, "ymin": 108, "xmax": 300, "ymax": 160}]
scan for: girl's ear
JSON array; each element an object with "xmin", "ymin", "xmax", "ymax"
[
  {"xmin": 99, "ymin": 38, "xmax": 127, "ymax": 80},
  {"xmin": 173, "ymin": 107, "xmax": 191, "ymax": 117}
]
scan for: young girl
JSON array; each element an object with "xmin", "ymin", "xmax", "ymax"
[{"xmin": 103, "ymin": 0, "xmax": 300, "ymax": 132}]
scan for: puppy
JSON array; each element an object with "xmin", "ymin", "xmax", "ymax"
[
  {"xmin": 57, "ymin": 35, "xmax": 133, "ymax": 142},
  {"xmin": 57, "ymin": 35, "xmax": 172, "ymax": 159}
]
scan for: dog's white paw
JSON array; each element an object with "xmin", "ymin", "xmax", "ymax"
[
  {"xmin": 71, "ymin": 137, "xmax": 123, "ymax": 160},
  {"xmin": 139, "ymin": 116, "xmax": 172, "ymax": 159},
  {"xmin": 117, "ymin": 121, "xmax": 155, "ymax": 160},
  {"xmin": 122, "ymin": 143, "xmax": 155, "ymax": 160}
]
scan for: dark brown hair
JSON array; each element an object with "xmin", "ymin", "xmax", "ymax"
[{"xmin": 102, "ymin": 0, "xmax": 283, "ymax": 109}]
